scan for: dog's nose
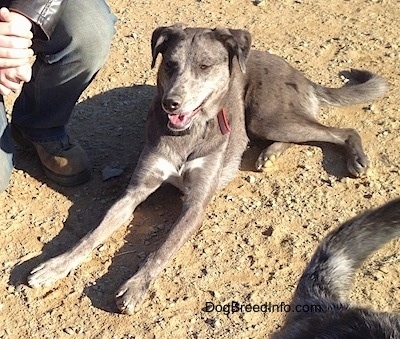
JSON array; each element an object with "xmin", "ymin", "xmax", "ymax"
[{"xmin": 162, "ymin": 96, "xmax": 182, "ymax": 112}]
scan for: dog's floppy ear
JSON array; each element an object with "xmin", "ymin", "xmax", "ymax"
[
  {"xmin": 214, "ymin": 28, "xmax": 251, "ymax": 73},
  {"xmin": 151, "ymin": 24, "xmax": 186, "ymax": 68}
]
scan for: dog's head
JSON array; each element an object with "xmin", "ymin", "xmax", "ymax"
[{"xmin": 150, "ymin": 24, "xmax": 251, "ymax": 133}]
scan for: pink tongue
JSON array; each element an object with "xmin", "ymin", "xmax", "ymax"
[{"xmin": 169, "ymin": 114, "xmax": 187, "ymax": 127}]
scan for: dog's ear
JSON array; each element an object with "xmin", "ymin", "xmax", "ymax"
[
  {"xmin": 151, "ymin": 24, "xmax": 186, "ymax": 68},
  {"xmin": 214, "ymin": 28, "xmax": 252, "ymax": 73}
]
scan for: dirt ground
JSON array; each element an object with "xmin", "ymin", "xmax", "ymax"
[{"xmin": 1, "ymin": 0, "xmax": 399, "ymax": 338}]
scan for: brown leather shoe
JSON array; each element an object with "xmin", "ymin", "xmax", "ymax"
[{"xmin": 12, "ymin": 125, "xmax": 91, "ymax": 186}]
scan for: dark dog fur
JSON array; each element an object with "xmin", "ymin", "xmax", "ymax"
[
  {"xmin": 274, "ymin": 198, "xmax": 400, "ymax": 339},
  {"xmin": 27, "ymin": 25, "xmax": 388, "ymax": 314}
]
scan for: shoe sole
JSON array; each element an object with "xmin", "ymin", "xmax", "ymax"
[
  {"xmin": 42, "ymin": 165, "xmax": 91, "ymax": 187},
  {"xmin": 11, "ymin": 124, "xmax": 92, "ymax": 187}
]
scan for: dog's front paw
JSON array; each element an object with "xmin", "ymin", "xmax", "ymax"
[
  {"xmin": 347, "ymin": 153, "xmax": 369, "ymax": 177},
  {"xmin": 115, "ymin": 274, "xmax": 151, "ymax": 315},
  {"xmin": 28, "ymin": 255, "xmax": 73, "ymax": 288}
]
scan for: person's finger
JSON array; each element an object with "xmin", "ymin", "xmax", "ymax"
[
  {"xmin": 0, "ymin": 57, "xmax": 31, "ymax": 68},
  {"xmin": 0, "ymin": 73, "xmax": 22, "ymax": 92},
  {"xmin": 0, "ymin": 46, "xmax": 33, "ymax": 59},
  {"xmin": 14, "ymin": 64, "xmax": 32, "ymax": 82},
  {"xmin": 5, "ymin": 75, "xmax": 20, "ymax": 85},
  {"xmin": 0, "ymin": 7, "xmax": 11, "ymax": 22},
  {"xmin": 0, "ymin": 64, "xmax": 31, "ymax": 84},
  {"xmin": 0, "ymin": 35, "xmax": 32, "ymax": 49},
  {"xmin": 0, "ymin": 83, "xmax": 12, "ymax": 96},
  {"xmin": 0, "ymin": 25, "xmax": 33, "ymax": 40}
]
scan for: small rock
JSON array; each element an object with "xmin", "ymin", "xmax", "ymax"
[
  {"xmin": 224, "ymin": 195, "xmax": 234, "ymax": 201},
  {"xmin": 63, "ymin": 327, "xmax": 75, "ymax": 335},
  {"xmin": 137, "ymin": 252, "xmax": 146, "ymax": 259},
  {"xmin": 101, "ymin": 166, "xmax": 124, "ymax": 181},
  {"xmin": 210, "ymin": 290, "xmax": 221, "ymax": 298},
  {"xmin": 262, "ymin": 226, "xmax": 273, "ymax": 237},
  {"xmin": 97, "ymin": 244, "xmax": 107, "ymax": 252},
  {"xmin": 128, "ymin": 32, "xmax": 138, "ymax": 39},
  {"xmin": 246, "ymin": 175, "xmax": 256, "ymax": 184}
]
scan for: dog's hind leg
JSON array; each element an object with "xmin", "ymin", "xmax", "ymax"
[
  {"xmin": 262, "ymin": 119, "xmax": 368, "ymax": 177},
  {"xmin": 115, "ymin": 153, "xmax": 224, "ymax": 314}
]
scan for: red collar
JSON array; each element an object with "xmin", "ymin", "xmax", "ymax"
[{"xmin": 217, "ymin": 107, "xmax": 230, "ymax": 135}]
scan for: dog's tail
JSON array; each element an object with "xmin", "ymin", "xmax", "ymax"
[
  {"xmin": 293, "ymin": 198, "xmax": 400, "ymax": 306},
  {"xmin": 313, "ymin": 69, "xmax": 388, "ymax": 107}
]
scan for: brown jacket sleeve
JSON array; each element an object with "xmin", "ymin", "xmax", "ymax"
[{"xmin": 6, "ymin": 0, "xmax": 68, "ymax": 40}]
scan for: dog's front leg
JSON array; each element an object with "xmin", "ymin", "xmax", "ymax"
[
  {"xmin": 28, "ymin": 150, "xmax": 168, "ymax": 288},
  {"xmin": 115, "ymin": 154, "xmax": 223, "ymax": 314}
]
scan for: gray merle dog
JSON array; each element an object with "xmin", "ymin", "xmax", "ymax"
[
  {"xmin": 274, "ymin": 198, "xmax": 400, "ymax": 339},
  {"xmin": 27, "ymin": 24, "xmax": 388, "ymax": 314}
]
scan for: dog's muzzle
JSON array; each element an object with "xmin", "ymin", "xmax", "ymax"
[
  {"xmin": 164, "ymin": 98, "xmax": 208, "ymax": 132},
  {"xmin": 167, "ymin": 109, "xmax": 200, "ymax": 131}
]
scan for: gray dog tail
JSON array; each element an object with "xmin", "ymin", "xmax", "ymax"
[
  {"xmin": 313, "ymin": 69, "xmax": 388, "ymax": 107},
  {"xmin": 293, "ymin": 198, "xmax": 400, "ymax": 306}
]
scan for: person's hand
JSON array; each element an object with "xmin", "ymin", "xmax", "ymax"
[
  {"xmin": 0, "ymin": 63, "xmax": 32, "ymax": 95},
  {"xmin": 0, "ymin": 7, "xmax": 33, "ymax": 95}
]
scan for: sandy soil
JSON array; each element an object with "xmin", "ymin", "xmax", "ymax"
[{"xmin": 1, "ymin": 0, "xmax": 399, "ymax": 338}]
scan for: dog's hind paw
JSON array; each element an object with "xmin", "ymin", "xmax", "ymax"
[
  {"xmin": 115, "ymin": 274, "xmax": 151, "ymax": 315},
  {"xmin": 255, "ymin": 142, "xmax": 293, "ymax": 171},
  {"xmin": 27, "ymin": 255, "xmax": 73, "ymax": 288},
  {"xmin": 256, "ymin": 153, "xmax": 277, "ymax": 171},
  {"xmin": 347, "ymin": 154, "xmax": 369, "ymax": 177},
  {"xmin": 347, "ymin": 152, "xmax": 369, "ymax": 178},
  {"xmin": 344, "ymin": 133, "xmax": 369, "ymax": 177}
]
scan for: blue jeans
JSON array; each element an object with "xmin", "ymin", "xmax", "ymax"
[
  {"xmin": 0, "ymin": 0, "xmax": 116, "ymax": 192},
  {"xmin": 0, "ymin": 98, "xmax": 13, "ymax": 192}
]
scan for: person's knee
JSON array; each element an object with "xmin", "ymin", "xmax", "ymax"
[
  {"xmin": 83, "ymin": 19, "xmax": 115, "ymax": 64},
  {"xmin": 71, "ymin": 6, "xmax": 116, "ymax": 71}
]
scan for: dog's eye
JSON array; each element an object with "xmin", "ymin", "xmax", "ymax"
[{"xmin": 199, "ymin": 64, "xmax": 210, "ymax": 70}]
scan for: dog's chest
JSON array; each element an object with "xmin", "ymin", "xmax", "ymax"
[{"xmin": 155, "ymin": 156, "xmax": 206, "ymax": 191}]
